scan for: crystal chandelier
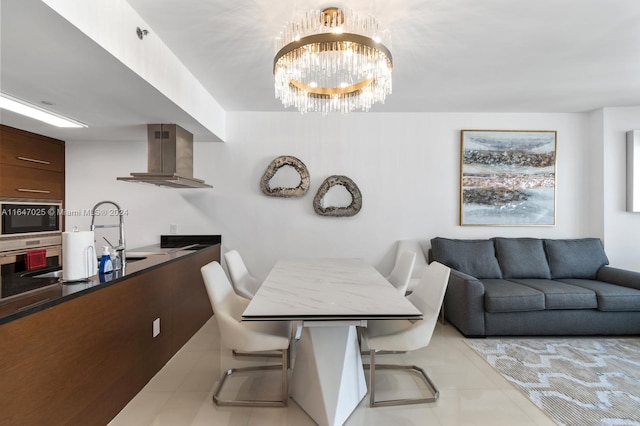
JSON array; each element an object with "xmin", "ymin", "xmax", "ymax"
[{"xmin": 274, "ymin": 7, "xmax": 392, "ymax": 114}]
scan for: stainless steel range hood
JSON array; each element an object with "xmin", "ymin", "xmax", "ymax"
[{"xmin": 117, "ymin": 124, "xmax": 212, "ymax": 188}]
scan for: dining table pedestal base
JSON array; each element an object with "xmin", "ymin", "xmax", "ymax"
[{"xmin": 290, "ymin": 324, "xmax": 367, "ymax": 426}]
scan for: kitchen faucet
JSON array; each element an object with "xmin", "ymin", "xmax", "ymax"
[{"xmin": 90, "ymin": 201, "xmax": 126, "ymax": 269}]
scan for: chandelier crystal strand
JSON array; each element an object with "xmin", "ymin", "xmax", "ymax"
[{"xmin": 274, "ymin": 7, "xmax": 392, "ymax": 114}]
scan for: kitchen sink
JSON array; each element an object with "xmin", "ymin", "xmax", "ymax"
[
  {"xmin": 125, "ymin": 256, "xmax": 147, "ymax": 263},
  {"xmin": 125, "ymin": 251, "xmax": 162, "ymax": 257},
  {"xmin": 126, "ymin": 244, "xmax": 199, "ymax": 257},
  {"xmin": 21, "ymin": 267, "xmax": 63, "ymax": 279},
  {"xmin": 32, "ymin": 269, "xmax": 64, "ymax": 279}
]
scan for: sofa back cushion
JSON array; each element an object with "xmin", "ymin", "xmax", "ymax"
[
  {"xmin": 494, "ymin": 238, "xmax": 551, "ymax": 279},
  {"xmin": 430, "ymin": 238, "xmax": 502, "ymax": 279},
  {"xmin": 544, "ymin": 238, "xmax": 609, "ymax": 279}
]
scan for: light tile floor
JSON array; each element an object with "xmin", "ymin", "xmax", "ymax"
[{"xmin": 109, "ymin": 318, "xmax": 557, "ymax": 426}]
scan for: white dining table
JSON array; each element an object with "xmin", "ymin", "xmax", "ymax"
[{"xmin": 242, "ymin": 258, "xmax": 422, "ymax": 426}]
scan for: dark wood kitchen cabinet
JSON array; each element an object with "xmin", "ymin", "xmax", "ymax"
[
  {"xmin": 0, "ymin": 124, "xmax": 65, "ymax": 200},
  {"xmin": 0, "ymin": 245, "xmax": 219, "ymax": 426}
]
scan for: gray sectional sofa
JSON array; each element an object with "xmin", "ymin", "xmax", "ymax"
[{"xmin": 430, "ymin": 237, "xmax": 640, "ymax": 337}]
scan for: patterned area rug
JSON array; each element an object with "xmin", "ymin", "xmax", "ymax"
[{"xmin": 465, "ymin": 338, "xmax": 640, "ymax": 426}]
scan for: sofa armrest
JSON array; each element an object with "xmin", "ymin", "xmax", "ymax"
[
  {"xmin": 597, "ymin": 266, "xmax": 640, "ymax": 291},
  {"xmin": 444, "ymin": 269, "xmax": 487, "ymax": 336}
]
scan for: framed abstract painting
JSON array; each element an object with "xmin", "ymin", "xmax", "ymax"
[{"xmin": 460, "ymin": 130, "xmax": 557, "ymax": 226}]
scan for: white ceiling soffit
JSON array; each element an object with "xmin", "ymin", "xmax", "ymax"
[{"xmin": 0, "ymin": 0, "xmax": 224, "ymax": 142}]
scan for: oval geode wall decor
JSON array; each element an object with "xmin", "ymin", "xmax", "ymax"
[
  {"xmin": 313, "ymin": 175, "xmax": 362, "ymax": 217},
  {"xmin": 260, "ymin": 155, "xmax": 310, "ymax": 198}
]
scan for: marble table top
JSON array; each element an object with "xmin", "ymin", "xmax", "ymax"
[{"xmin": 242, "ymin": 258, "xmax": 422, "ymax": 321}]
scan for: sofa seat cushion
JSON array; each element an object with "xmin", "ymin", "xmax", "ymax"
[
  {"xmin": 495, "ymin": 238, "xmax": 551, "ymax": 279},
  {"xmin": 431, "ymin": 238, "xmax": 502, "ymax": 279},
  {"xmin": 557, "ymin": 279, "xmax": 640, "ymax": 311},
  {"xmin": 545, "ymin": 238, "xmax": 609, "ymax": 279},
  {"xmin": 482, "ymin": 279, "xmax": 545, "ymax": 313},
  {"xmin": 509, "ymin": 279, "xmax": 597, "ymax": 310}
]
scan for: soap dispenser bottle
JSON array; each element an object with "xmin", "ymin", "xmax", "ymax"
[
  {"xmin": 109, "ymin": 248, "xmax": 122, "ymax": 271},
  {"xmin": 98, "ymin": 246, "xmax": 113, "ymax": 274}
]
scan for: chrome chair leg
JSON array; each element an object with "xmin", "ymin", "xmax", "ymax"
[
  {"xmin": 232, "ymin": 331, "xmax": 295, "ymax": 369},
  {"xmin": 232, "ymin": 349, "xmax": 281, "ymax": 359},
  {"xmin": 359, "ymin": 330, "xmax": 406, "ymax": 356},
  {"xmin": 364, "ymin": 349, "xmax": 439, "ymax": 407},
  {"xmin": 213, "ymin": 348, "xmax": 288, "ymax": 407}
]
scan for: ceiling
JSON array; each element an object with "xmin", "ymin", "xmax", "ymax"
[
  {"xmin": 126, "ymin": 0, "xmax": 640, "ymax": 112},
  {"xmin": 2, "ymin": 0, "xmax": 640, "ymax": 142}
]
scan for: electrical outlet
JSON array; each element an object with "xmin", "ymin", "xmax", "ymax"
[
  {"xmin": 153, "ymin": 318, "xmax": 160, "ymax": 337},
  {"xmin": 169, "ymin": 224, "xmax": 178, "ymax": 234}
]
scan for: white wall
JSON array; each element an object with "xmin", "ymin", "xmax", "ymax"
[
  {"xmin": 601, "ymin": 106, "xmax": 640, "ymax": 271},
  {"xmin": 64, "ymin": 139, "xmax": 226, "ymax": 248},
  {"xmin": 66, "ymin": 111, "xmax": 601, "ymax": 279}
]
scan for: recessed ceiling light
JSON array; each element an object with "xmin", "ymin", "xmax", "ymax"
[{"xmin": 0, "ymin": 93, "xmax": 87, "ymax": 128}]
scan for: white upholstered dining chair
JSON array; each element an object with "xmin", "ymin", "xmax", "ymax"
[
  {"xmin": 363, "ymin": 261, "xmax": 451, "ymax": 407},
  {"xmin": 201, "ymin": 261, "xmax": 291, "ymax": 407},
  {"xmin": 224, "ymin": 250, "xmax": 262, "ymax": 299},
  {"xmin": 396, "ymin": 240, "xmax": 428, "ymax": 294},
  {"xmin": 386, "ymin": 250, "xmax": 416, "ymax": 295}
]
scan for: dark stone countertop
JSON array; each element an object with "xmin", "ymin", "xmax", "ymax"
[{"xmin": 0, "ymin": 236, "xmax": 221, "ymax": 325}]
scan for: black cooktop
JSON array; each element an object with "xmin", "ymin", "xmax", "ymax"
[{"xmin": 160, "ymin": 235, "xmax": 221, "ymax": 248}]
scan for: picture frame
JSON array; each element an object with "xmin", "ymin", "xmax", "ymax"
[{"xmin": 460, "ymin": 130, "xmax": 557, "ymax": 226}]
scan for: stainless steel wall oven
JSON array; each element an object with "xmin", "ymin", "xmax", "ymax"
[{"xmin": 1, "ymin": 198, "xmax": 63, "ymax": 298}]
